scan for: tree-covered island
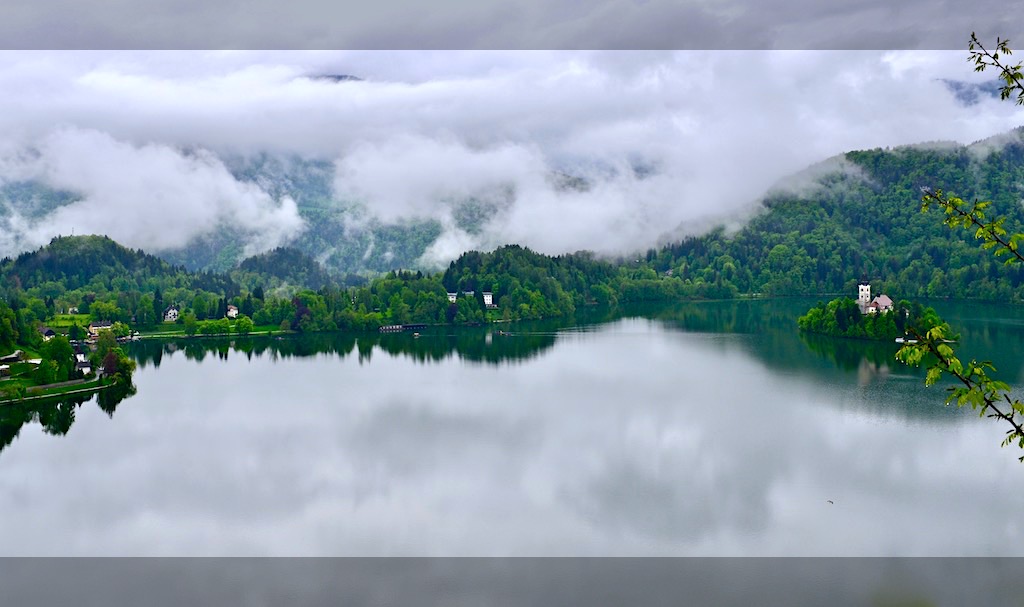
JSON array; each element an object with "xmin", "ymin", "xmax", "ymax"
[{"xmin": 797, "ymin": 281, "xmax": 951, "ymax": 341}]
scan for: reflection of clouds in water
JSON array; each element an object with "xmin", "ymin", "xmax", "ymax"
[
  {"xmin": 346, "ymin": 401, "xmax": 541, "ymax": 478},
  {"xmin": 561, "ymin": 453, "xmax": 774, "ymax": 542},
  {"xmin": 2, "ymin": 318, "xmax": 1024, "ymax": 555}
]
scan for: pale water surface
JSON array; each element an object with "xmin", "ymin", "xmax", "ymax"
[{"xmin": 2, "ymin": 299, "xmax": 1023, "ymax": 555}]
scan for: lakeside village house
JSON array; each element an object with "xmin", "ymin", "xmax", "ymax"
[
  {"xmin": 165, "ymin": 304, "xmax": 237, "ymax": 322},
  {"xmin": 446, "ymin": 291, "xmax": 498, "ymax": 309},
  {"xmin": 857, "ymin": 281, "xmax": 894, "ymax": 315},
  {"xmin": 88, "ymin": 320, "xmax": 113, "ymax": 337}
]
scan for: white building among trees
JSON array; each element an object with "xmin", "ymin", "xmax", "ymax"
[{"xmin": 857, "ymin": 281, "xmax": 894, "ymax": 314}]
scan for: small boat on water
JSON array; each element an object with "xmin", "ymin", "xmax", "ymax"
[{"xmin": 895, "ymin": 337, "xmax": 918, "ymax": 344}]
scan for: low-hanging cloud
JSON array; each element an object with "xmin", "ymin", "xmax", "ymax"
[
  {"xmin": 334, "ymin": 135, "xmax": 699, "ymax": 263},
  {"xmin": 0, "ymin": 128, "xmax": 304, "ymax": 257},
  {"xmin": 334, "ymin": 136, "xmax": 544, "ymax": 225},
  {"xmin": 0, "ymin": 50, "xmax": 1022, "ymax": 266}
]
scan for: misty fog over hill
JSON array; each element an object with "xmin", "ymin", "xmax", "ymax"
[{"xmin": 0, "ymin": 50, "xmax": 1022, "ymax": 276}]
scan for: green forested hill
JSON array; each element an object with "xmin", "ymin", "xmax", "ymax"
[
  {"xmin": 235, "ymin": 246, "xmax": 341, "ymax": 289},
  {"xmin": 647, "ymin": 128, "xmax": 1024, "ymax": 300},
  {"xmin": 2, "ymin": 235, "xmax": 238, "ymax": 295}
]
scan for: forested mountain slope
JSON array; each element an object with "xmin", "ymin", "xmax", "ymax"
[{"xmin": 647, "ymin": 128, "xmax": 1024, "ymax": 300}]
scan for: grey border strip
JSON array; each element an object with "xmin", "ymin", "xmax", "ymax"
[
  {"xmin": 0, "ymin": 0, "xmax": 1017, "ymax": 50},
  {"xmin": 2, "ymin": 558, "xmax": 1023, "ymax": 606}
]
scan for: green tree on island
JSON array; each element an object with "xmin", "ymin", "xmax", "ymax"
[{"xmin": 798, "ymin": 298, "xmax": 950, "ymax": 342}]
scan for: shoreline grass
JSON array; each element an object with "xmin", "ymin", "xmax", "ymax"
[{"xmin": 0, "ymin": 377, "xmax": 112, "ymax": 406}]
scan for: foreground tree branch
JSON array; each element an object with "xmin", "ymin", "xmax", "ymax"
[
  {"xmin": 897, "ymin": 323, "xmax": 1024, "ymax": 460},
  {"xmin": 895, "ymin": 34, "xmax": 1024, "ymax": 459},
  {"xmin": 968, "ymin": 32, "xmax": 1024, "ymax": 105}
]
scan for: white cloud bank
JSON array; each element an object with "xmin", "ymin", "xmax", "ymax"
[
  {"xmin": 0, "ymin": 50, "xmax": 1021, "ymax": 263},
  {"xmin": 0, "ymin": 129, "xmax": 303, "ymax": 257}
]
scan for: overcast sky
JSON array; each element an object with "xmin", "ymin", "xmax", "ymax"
[
  {"xmin": 0, "ymin": 0, "xmax": 1018, "ymax": 50},
  {"xmin": 0, "ymin": 49, "xmax": 1022, "ymax": 262}
]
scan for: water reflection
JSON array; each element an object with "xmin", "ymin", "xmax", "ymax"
[
  {"xmin": 798, "ymin": 332, "xmax": 902, "ymax": 383},
  {"xmin": 624, "ymin": 298, "xmax": 1024, "ymax": 421},
  {"xmin": 128, "ymin": 325, "xmax": 564, "ymax": 369},
  {"xmin": 123, "ymin": 298, "xmax": 1024, "ymax": 427},
  {"xmin": 5, "ymin": 300, "xmax": 1024, "ymax": 556},
  {"xmin": 13, "ymin": 298, "xmax": 1021, "ymax": 461},
  {"xmin": 626, "ymin": 298, "xmax": 793, "ymax": 334},
  {"xmin": 0, "ymin": 382, "xmax": 136, "ymax": 456}
]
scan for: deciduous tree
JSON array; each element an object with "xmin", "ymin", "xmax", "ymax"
[{"xmin": 897, "ymin": 34, "xmax": 1024, "ymax": 459}]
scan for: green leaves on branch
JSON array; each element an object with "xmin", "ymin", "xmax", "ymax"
[
  {"xmin": 897, "ymin": 325, "xmax": 1024, "ymax": 460},
  {"xmin": 901, "ymin": 34, "xmax": 1024, "ymax": 459},
  {"xmin": 969, "ymin": 33, "xmax": 1024, "ymax": 105},
  {"xmin": 906, "ymin": 155, "xmax": 1024, "ymax": 457},
  {"xmin": 919, "ymin": 188, "xmax": 1024, "ymax": 266}
]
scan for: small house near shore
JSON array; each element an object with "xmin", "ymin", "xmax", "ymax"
[{"xmin": 88, "ymin": 321, "xmax": 113, "ymax": 337}]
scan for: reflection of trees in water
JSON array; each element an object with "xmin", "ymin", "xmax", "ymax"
[
  {"xmin": 127, "ymin": 306, "xmax": 627, "ymax": 369},
  {"xmin": 126, "ymin": 319, "xmax": 577, "ymax": 368},
  {"xmin": 798, "ymin": 333, "xmax": 910, "ymax": 388},
  {"xmin": 627, "ymin": 299, "xmax": 796, "ymax": 335},
  {"xmin": 798, "ymin": 332, "xmax": 899, "ymax": 374},
  {"xmin": 0, "ymin": 382, "xmax": 136, "ymax": 455},
  {"xmin": 37, "ymin": 397, "xmax": 82, "ymax": 436},
  {"xmin": 374, "ymin": 330, "xmax": 558, "ymax": 365},
  {"xmin": 630, "ymin": 298, "xmax": 906, "ymax": 374},
  {"xmin": 97, "ymin": 382, "xmax": 137, "ymax": 417},
  {"xmin": 626, "ymin": 299, "xmax": 966, "ymax": 421}
]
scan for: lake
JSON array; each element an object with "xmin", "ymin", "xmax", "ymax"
[{"xmin": 2, "ymin": 298, "xmax": 1024, "ymax": 556}]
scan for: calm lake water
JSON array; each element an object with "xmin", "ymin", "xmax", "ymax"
[{"xmin": 3, "ymin": 298, "xmax": 1024, "ymax": 556}]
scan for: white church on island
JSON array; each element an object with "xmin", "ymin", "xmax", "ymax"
[{"xmin": 857, "ymin": 281, "xmax": 894, "ymax": 315}]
